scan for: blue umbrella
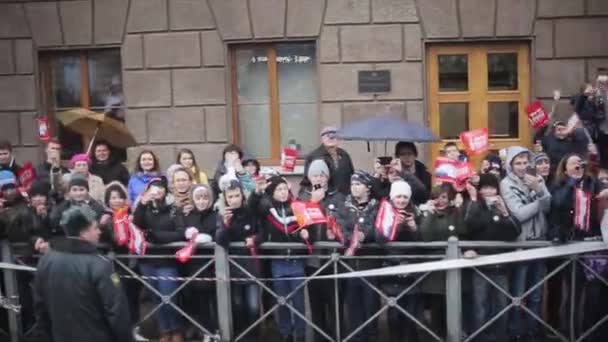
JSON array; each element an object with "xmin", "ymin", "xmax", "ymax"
[{"xmin": 337, "ymin": 116, "xmax": 440, "ymax": 142}]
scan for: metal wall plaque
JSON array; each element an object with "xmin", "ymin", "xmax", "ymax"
[{"xmin": 358, "ymin": 70, "xmax": 391, "ymax": 93}]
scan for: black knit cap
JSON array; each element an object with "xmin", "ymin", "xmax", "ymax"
[
  {"xmin": 265, "ymin": 175, "xmax": 288, "ymax": 196},
  {"xmin": 351, "ymin": 170, "xmax": 374, "ymax": 188},
  {"xmin": 146, "ymin": 176, "xmax": 168, "ymax": 190},
  {"xmin": 29, "ymin": 180, "xmax": 51, "ymax": 198},
  {"xmin": 68, "ymin": 174, "xmax": 89, "ymax": 191},
  {"xmin": 477, "ymin": 173, "xmax": 500, "ymax": 190}
]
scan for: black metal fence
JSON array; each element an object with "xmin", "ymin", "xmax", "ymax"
[{"xmin": 1, "ymin": 239, "xmax": 608, "ymax": 342}]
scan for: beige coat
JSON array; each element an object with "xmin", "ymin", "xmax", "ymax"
[{"xmin": 61, "ymin": 172, "xmax": 106, "ymax": 203}]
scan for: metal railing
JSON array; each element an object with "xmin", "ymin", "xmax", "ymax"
[{"xmin": 1, "ymin": 238, "xmax": 608, "ymax": 342}]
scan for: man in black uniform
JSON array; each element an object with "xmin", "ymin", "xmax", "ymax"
[{"xmin": 34, "ymin": 206, "xmax": 133, "ymax": 342}]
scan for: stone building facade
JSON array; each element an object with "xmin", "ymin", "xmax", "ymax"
[{"xmin": 0, "ymin": 0, "xmax": 607, "ymax": 173}]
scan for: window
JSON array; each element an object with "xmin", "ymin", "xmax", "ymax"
[
  {"xmin": 39, "ymin": 49, "xmax": 124, "ymax": 159},
  {"xmin": 231, "ymin": 43, "xmax": 318, "ymax": 162},
  {"xmin": 427, "ymin": 43, "xmax": 530, "ymax": 164}
]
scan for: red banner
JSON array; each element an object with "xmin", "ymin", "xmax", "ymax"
[
  {"xmin": 460, "ymin": 128, "xmax": 489, "ymax": 155},
  {"xmin": 433, "ymin": 157, "xmax": 474, "ymax": 186},
  {"xmin": 17, "ymin": 163, "xmax": 36, "ymax": 192},
  {"xmin": 291, "ymin": 201, "xmax": 327, "ymax": 228},
  {"xmin": 526, "ymin": 101, "xmax": 550, "ymax": 129}
]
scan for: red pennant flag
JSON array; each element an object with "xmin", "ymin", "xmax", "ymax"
[
  {"xmin": 128, "ymin": 222, "xmax": 147, "ymax": 256},
  {"xmin": 112, "ymin": 207, "xmax": 130, "ymax": 247},
  {"xmin": 375, "ymin": 200, "xmax": 399, "ymax": 242},
  {"xmin": 17, "ymin": 163, "xmax": 36, "ymax": 191},
  {"xmin": 176, "ymin": 233, "xmax": 198, "ymax": 263}
]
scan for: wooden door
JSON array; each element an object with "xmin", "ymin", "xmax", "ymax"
[{"xmin": 426, "ymin": 43, "xmax": 531, "ymax": 166}]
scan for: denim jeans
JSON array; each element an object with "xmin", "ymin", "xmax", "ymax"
[
  {"xmin": 472, "ymin": 268, "xmax": 509, "ymax": 342},
  {"xmin": 345, "ymin": 278, "xmax": 379, "ymax": 342},
  {"xmin": 232, "ymin": 283, "xmax": 260, "ymax": 338},
  {"xmin": 139, "ymin": 264, "xmax": 183, "ymax": 333},
  {"xmin": 508, "ymin": 261, "xmax": 546, "ymax": 337},
  {"xmin": 271, "ymin": 259, "xmax": 306, "ymax": 338}
]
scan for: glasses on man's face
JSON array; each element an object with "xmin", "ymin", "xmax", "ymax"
[{"xmin": 323, "ymin": 133, "xmax": 338, "ymax": 140}]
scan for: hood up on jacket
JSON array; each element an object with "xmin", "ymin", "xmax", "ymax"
[
  {"xmin": 505, "ymin": 146, "xmax": 531, "ymax": 176},
  {"xmin": 104, "ymin": 181, "xmax": 129, "ymax": 209}
]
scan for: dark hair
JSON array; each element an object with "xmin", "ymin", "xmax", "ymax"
[
  {"xmin": 243, "ymin": 158, "xmax": 260, "ymax": 176},
  {"xmin": 222, "ymin": 144, "xmax": 243, "ymax": 161},
  {"xmin": 553, "ymin": 153, "xmax": 591, "ymax": 186},
  {"xmin": 395, "ymin": 141, "xmax": 417, "ymax": 158},
  {"xmin": 105, "ymin": 183, "xmax": 128, "ymax": 207},
  {"xmin": 60, "ymin": 206, "xmax": 96, "ymax": 237},
  {"xmin": 0, "ymin": 139, "xmax": 12, "ymax": 152},
  {"xmin": 134, "ymin": 150, "xmax": 160, "ymax": 173},
  {"xmin": 176, "ymin": 148, "xmax": 201, "ymax": 177},
  {"xmin": 222, "ymin": 180, "xmax": 245, "ymax": 207},
  {"xmin": 92, "ymin": 140, "xmax": 112, "ymax": 162},
  {"xmin": 430, "ymin": 183, "xmax": 456, "ymax": 201}
]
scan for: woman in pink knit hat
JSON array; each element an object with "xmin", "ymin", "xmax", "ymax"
[{"xmin": 62, "ymin": 153, "xmax": 106, "ymax": 202}]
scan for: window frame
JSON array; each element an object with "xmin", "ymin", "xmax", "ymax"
[
  {"xmin": 39, "ymin": 48, "xmax": 123, "ymax": 155},
  {"xmin": 230, "ymin": 43, "xmax": 318, "ymax": 165}
]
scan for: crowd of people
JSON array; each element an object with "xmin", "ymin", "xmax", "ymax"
[{"xmin": 0, "ymin": 87, "xmax": 607, "ymax": 342}]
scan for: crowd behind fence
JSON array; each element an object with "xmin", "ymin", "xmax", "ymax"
[{"xmin": 2, "ymin": 238, "xmax": 608, "ymax": 342}]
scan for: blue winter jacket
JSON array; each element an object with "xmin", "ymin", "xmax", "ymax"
[{"xmin": 127, "ymin": 172, "xmax": 161, "ymax": 204}]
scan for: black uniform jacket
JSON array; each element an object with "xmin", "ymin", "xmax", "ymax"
[{"xmin": 34, "ymin": 237, "xmax": 133, "ymax": 342}]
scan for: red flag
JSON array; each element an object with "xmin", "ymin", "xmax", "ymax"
[
  {"xmin": 526, "ymin": 101, "xmax": 550, "ymax": 129},
  {"xmin": 128, "ymin": 222, "xmax": 147, "ymax": 255},
  {"xmin": 460, "ymin": 128, "xmax": 489, "ymax": 155},
  {"xmin": 281, "ymin": 146, "xmax": 298, "ymax": 172},
  {"xmin": 17, "ymin": 163, "xmax": 36, "ymax": 191},
  {"xmin": 112, "ymin": 207, "xmax": 130, "ymax": 247},
  {"xmin": 375, "ymin": 200, "xmax": 399, "ymax": 242},
  {"xmin": 176, "ymin": 233, "xmax": 198, "ymax": 263},
  {"xmin": 291, "ymin": 201, "xmax": 327, "ymax": 229},
  {"xmin": 36, "ymin": 116, "xmax": 51, "ymax": 142},
  {"xmin": 326, "ymin": 215, "xmax": 344, "ymax": 244}
]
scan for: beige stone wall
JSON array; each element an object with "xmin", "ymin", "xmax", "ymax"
[{"xmin": 0, "ymin": 0, "xmax": 607, "ymax": 176}]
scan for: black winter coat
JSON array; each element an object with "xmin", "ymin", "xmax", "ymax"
[
  {"xmin": 34, "ymin": 237, "xmax": 132, "ymax": 342},
  {"xmin": 133, "ymin": 200, "xmax": 185, "ymax": 266},
  {"xmin": 296, "ymin": 186, "xmax": 346, "ymax": 243},
  {"xmin": 49, "ymin": 198, "xmax": 111, "ymax": 242},
  {"xmin": 464, "ymin": 201, "xmax": 521, "ymax": 254},
  {"xmin": 5, "ymin": 202, "xmax": 55, "ymax": 254},
  {"xmin": 250, "ymin": 192, "xmax": 308, "ymax": 256},
  {"xmin": 91, "ymin": 159, "xmax": 130, "ymax": 186},
  {"xmin": 215, "ymin": 204, "xmax": 262, "ymax": 277},
  {"xmin": 550, "ymin": 177, "xmax": 604, "ymax": 242},
  {"xmin": 301, "ymin": 146, "xmax": 355, "ymax": 195},
  {"xmin": 541, "ymin": 129, "xmax": 589, "ymax": 174},
  {"xmin": 35, "ymin": 162, "xmax": 69, "ymax": 185},
  {"xmin": 174, "ymin": 207, "xmax": 217, "ymax": 238},
  {"xmin": 335, "ymin": 197, "xmax": 380, "ymax": 270}
]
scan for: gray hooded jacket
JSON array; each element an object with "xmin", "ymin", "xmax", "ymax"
[{"xmin": 499, "ymin": 146, "xmax": 551, "ymax": 241}]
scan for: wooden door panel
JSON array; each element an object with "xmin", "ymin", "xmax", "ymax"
[{"xmin": 427, "ymin": 43, "xmax": 531, "ymax": 168}]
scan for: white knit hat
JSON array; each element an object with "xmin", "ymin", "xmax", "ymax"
[
  {"xmin": 307, "ymin": 159, "xmax": 330, "ymax": 179},
  {"xmin": 390, "ymin": 180, "xmax": 412, "ymax": 200}
]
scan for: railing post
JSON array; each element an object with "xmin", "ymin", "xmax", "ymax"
[
  {"xmin": 1, "ymin": 240, "xmax": 21, "ymax": 342},
  {"xmin": 214, "ymin": 244, "xmax": 233, "ymax": 342},
  {"xmin": 445, "ymin": 236, "xmax": 462, "ymax": 342}
]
